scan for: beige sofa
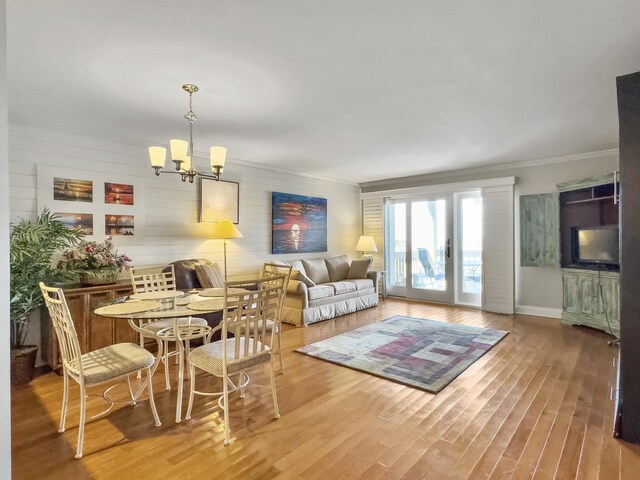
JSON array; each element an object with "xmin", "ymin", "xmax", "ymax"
[{"xmin": 273, "ymin": 255, "xmax": 380, "ymax": 327}]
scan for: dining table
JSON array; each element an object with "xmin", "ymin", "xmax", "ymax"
[{"xmin": 93, "ymin": 289, "xmax": 228, "ymax": 423}]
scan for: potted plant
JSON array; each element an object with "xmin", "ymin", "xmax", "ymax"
[
  {"xmin": 10, "ymin": 209, "xmax": 83, "ymax": 385},
  {"xmin": 57, "ymin": 237, "xmax": 131, "ymax": 285}
]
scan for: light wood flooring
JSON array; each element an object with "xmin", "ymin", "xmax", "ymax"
[{"xmin": 11, "ymin": 299, "xmax": 640, "ymax": 479}]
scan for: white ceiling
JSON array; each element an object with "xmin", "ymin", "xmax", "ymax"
[{"xmin": 6, "ymin": 1, "xmax": 640, "ymax": 184}]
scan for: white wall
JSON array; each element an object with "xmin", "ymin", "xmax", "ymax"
[
  {"xmin": 360, "ymin": 152, "xmax": 619, "ymax": 317},
  {"xmin": 9, "ymin": 123, "xmax": 362, "ymax": 361},
  {"xmin": 0, "ymin": 0, "xmax": 11, "ymax": 476}
]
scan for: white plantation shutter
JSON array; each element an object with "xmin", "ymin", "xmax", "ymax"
[
  {"xmin": 482, "ymin": 185, "xmax": 515, "ymax": 314},
  {"xmin": 362, "ymin": 197, "xmax": 384, "ymax": 271}
]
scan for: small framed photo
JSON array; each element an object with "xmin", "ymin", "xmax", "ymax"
[
  {"xmin": 200, "ymin": 179, "xmax": 239, "ymax": 224},
  {"xmin": 55, "ymin": 212, "xmax": 94, "ymax": 235},
  {"xmin": 104, "ymin": 182, "xmax": 134, "ymax": 205},
  {"xmin": 53, "ymin": 178, "xmax": 93, "ymax": 202},
  {"xmin": 105, "ymin": 214, "xmax": 135, "ymax": 236}
]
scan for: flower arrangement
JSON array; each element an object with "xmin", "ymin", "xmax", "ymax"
[{"xmin": 58, "ymin": 237, "xmax": 131, "ymax": 272}]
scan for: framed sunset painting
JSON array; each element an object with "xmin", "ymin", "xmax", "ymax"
[{"xmin": 272, "ymin": 192, "xmax": 327, "ymax": 254}]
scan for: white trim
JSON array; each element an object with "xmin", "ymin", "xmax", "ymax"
[
  {"xmin": 360, "ymin": 176, "xmax": 516, "ymax": 200},
  {"xmin": 0, "ymin": 1, "xmax": 11, "ymax": 475},
  {"xmin": 515, "ymin": 305, "xmax": 562, "ymax": 319},
  {"xmin": 360, "ymin": 148, "xmax": 618, "ymax": 190}
]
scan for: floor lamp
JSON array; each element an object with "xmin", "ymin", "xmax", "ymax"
[{"xmin": 210, "ymin": 219, "xmax": 244, "ymax": 280}]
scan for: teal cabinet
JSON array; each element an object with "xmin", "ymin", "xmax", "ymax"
[
  {"xmin": 520, "ymin": 193, "xmax": 560, "ymax": 267},
  {"xmin": 561, "ymin": 268, "xmax": 619, "ymax": 337}
]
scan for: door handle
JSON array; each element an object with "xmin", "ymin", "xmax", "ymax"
[{"xmin": 446, "ymin": 239, "xmax": 451, "ymax": 258}]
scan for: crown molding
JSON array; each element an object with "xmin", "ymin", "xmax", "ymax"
[{"xmin": 359, "ymin": 148, "xmax": 619, "ymax": 190}]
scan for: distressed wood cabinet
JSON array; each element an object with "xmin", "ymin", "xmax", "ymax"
[
  {"xmin": 41, "ymin": 281, "xmax": 135, "ymax": 372},
  {"xmin": 520, "ymin": 193, "xmax": 560, "ymax": 267},
  {"xmin": 561, "ymin": 268, "xmax": 620, "ymax": 337}
]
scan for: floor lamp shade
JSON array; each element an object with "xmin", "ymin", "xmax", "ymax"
[
  {"xmin": 355, "ymin": 235, "xmax": 378, "ymax": 254},
  {"xmin": 210, "ymin": 219, "xmax": 244, "ymax": 280}
]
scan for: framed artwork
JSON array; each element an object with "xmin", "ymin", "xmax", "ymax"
[
  {"xmin": 272, "ymin": 192, "xmax": 327, "ymax": 254},
  {"xmin": 53, "ymin": 178, "xmax": 93, "ymax": 202},
  {"xmin": 37, "ymin": 165, "xmax": 145, "ymax": 243},
  {"xmin": 54, "ymin": 213, "xmax": 94, "ymax": 235},
  {"xmin": 104, "ymin": 182, "xmax": 134, "ymax": 205},
  {"xmin": 200, "ymin": 178, "xmax": 239, "ymax": 224},
  {"xmin": 105, "ymin": 214, "xmax": 135, "ymax": 236}
]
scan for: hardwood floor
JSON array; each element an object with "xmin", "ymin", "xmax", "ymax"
[{"xmin": 11, "ymin": 299, "xmax": 640, "ymax": 479}]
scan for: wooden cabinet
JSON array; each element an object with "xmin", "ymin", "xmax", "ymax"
[
  {"xmin": 41, "ymin": 281, "xmax": 135, "ymax": 372},
  {"xmin": 561, "ymin": 268, "xmax": 619, "ymax": 337},
  {"xmin": 520, "ymin": 193, "xmax": 560, "ymax": 267}
]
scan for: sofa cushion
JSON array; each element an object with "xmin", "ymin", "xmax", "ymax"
[
  {"xmin": 347, "ymin": 258, "xmax": 373, "ymax": 279},
  {"xmin": 350, "ymin": 278, "xmax": 375, "ymax": 291},
  {"xmin": 325, "ymin": 255, "xmax": 350, "ymax": 282},
  {"xmin": 302, "ymin": 258, "xmax": 331, "ymax": 285},
  {"xmin": 327, "ymin": 281, "xmax": 357, "ymax": 295},
  {"xmin": 195, "ymin": 263, "xmax": 225, "ymax": 288},
  {"xmin": 307, "ymin": 285, "xmax": 334, "ymax": 301}
]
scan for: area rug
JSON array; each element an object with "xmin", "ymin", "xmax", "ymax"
[{"xmin": 295, "ymin": 315, "xmax": 508, "ymax": 393}]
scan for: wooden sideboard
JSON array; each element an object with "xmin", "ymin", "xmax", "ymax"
[{"xmin": 41, "ymin": 281, "xmax": 136, "ymax": 372}]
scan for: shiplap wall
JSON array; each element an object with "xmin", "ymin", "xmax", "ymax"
[
  {"xmin": 9, "ymin": 124, "xmax": 362, "ymax": 277},
  {"xmin": 9, "ymin": 124, "xmax": 362, "ymax": 362}
]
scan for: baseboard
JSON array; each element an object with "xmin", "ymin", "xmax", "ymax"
[{"xmin": 515, "ymin": 305, "xmax": 562, "ymax": 319}]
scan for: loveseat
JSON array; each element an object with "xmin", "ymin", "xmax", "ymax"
[{"xmin": 272, "ymin": 255, "xmax": 380, "ymax": 327}]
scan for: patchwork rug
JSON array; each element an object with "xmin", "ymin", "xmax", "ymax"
[{"xmin": 295, "ymin": 315, "xmax": 508, "ymax": 393}]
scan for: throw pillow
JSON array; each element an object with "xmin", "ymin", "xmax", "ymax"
[
  {"xmin": 347, "ymin": 258, "xmax": 372, "ymax": 279},
  {"xmin": 195, "ymin": 263, "xmax": 225, "ymax": 288},
  {"xmin": 325, "ymin": 255, "xmax": 350, "ymax": 282},
  {"xmin": 291, "ymin": 269, "xmax": 316, "ymax": 287},
  {"xmin": 302, "ymin": 258, "xmax": 331, "ymax": 284},
  {"xmin": 288, "ymin": 259, "xmax": 307, "ymax": 276}
]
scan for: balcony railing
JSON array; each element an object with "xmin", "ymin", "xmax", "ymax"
[{"xmin": 387, "ymin": 250, "xmax": 482, "ymax": 293}]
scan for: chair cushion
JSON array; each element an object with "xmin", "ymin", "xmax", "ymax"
[
  {"xmin": 326, "ymin": 281, "xmax": 357, "ymax": 295},
  {"xmin": 325, "ymin": 255, "xmax": 351, "ymax": 282},
  {"xmin": 189, "ymin": 338, "xmax": 271, "ymax": 375},
  {"xmin": 347, "ymin": 258, "xmax": 373, "ymax": 279},
  {"xmin": 67, "ymin": 343, "xmax": 155, "ymax": 386},
  {"xmin": 302, "ymin": 258, "xmax": 331, "ymax": 285},
  {"xmin": 195, "ymin": 263, "xmax": 225, "ymax": 288},
  {"xmin": 307, "ymin": 285, "xmax": 335, "ymax": 300},
  {"xmin": 142, "ymin": 317, "xmax": 208, "ymax": 333}
]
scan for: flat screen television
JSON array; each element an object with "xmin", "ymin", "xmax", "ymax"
[{"xmin": 571, "ymin": 226, "xmax": 619, "ymax": 267}]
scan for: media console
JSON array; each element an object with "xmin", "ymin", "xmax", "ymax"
[{"xmin": 557, "ymin": 173, "xmax": 620, "ymax": 337}]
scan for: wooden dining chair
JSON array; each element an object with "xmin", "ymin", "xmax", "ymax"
[
  {"xmin": 40, "ymin": 282, "xmax": 161, "ymax": 459},
  {"xmin": 129, "ymin": 265, "xmax": 210, "ymax": 390},
  {"xmin": 262, "ymin": 263, "xmax": 292, "ymax": 372},
  {"xmin": 185, "ymin": 275, "xmax": 287, "ymax": 445}
]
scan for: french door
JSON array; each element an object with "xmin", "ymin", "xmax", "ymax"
[
  {"xmin": 386, "ymin": 194, "xmax": 454, "ymax": 303},
  {"xmin": 385, "ymin": 191, "xmax": 482, "ymax": 306}
]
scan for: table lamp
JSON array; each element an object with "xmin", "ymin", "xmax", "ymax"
[
  {"xmin": 355, "ymin": 235, "xmax": 378, "ymax": 260},
  {"xmin": 210, "ymin": 219, "xmax": 244, "ymax": 280}
]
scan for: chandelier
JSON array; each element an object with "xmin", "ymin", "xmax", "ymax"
[{"xmin": 148, "ymin": 84, "xmax": 227, "ymax": 183}]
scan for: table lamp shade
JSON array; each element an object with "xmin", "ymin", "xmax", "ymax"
[
  {"xmin": 355, "ymin": 235, "xmax": 378, "ymax": 253},
  {"xmin": 210, "ymin": 219, "xmax": 244, "ymax": 239}
]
